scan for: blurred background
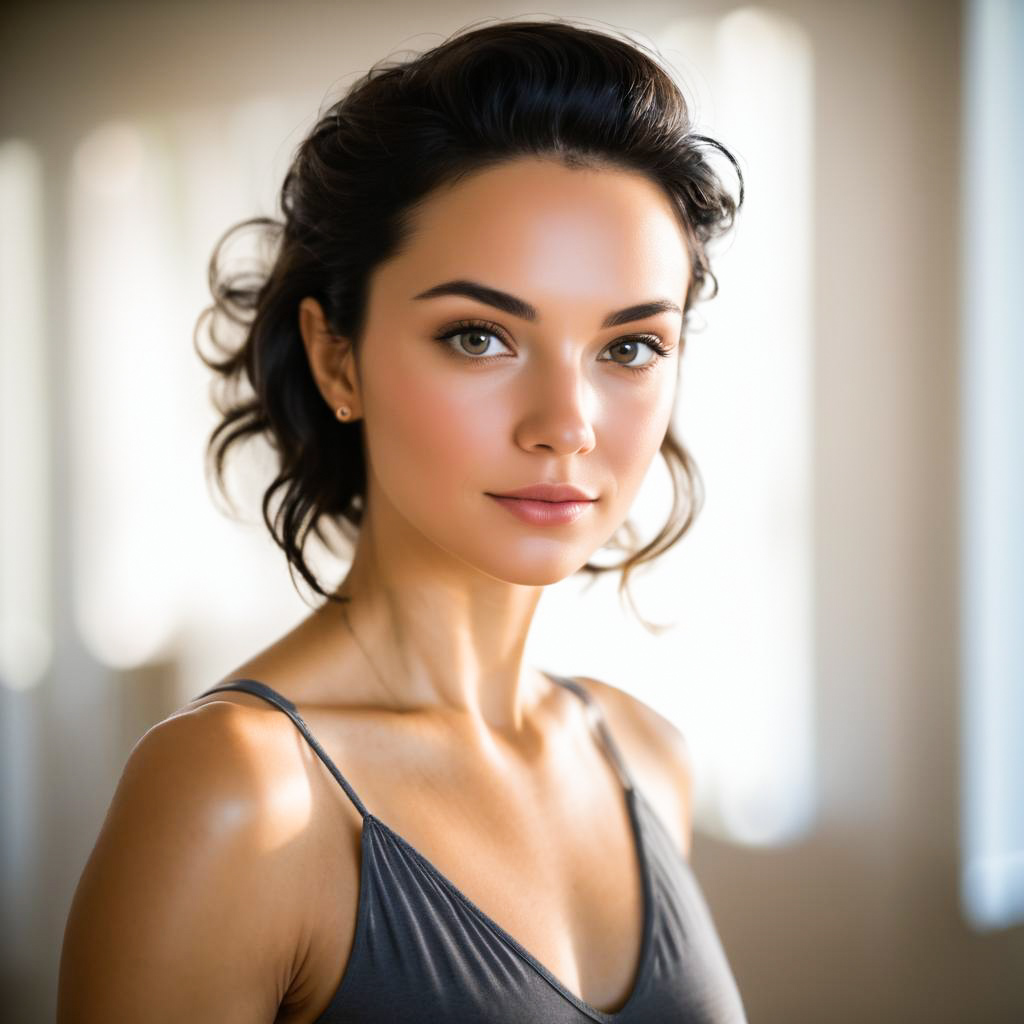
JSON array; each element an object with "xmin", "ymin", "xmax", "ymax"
[{"xmin": 1, "ymin": 0, "xmax": 1022, "ymax": 1020}]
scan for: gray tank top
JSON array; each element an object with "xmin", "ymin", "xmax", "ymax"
[{"xmin": 195, "ymin": 673, "xmax": 749, "ymax": 1022}]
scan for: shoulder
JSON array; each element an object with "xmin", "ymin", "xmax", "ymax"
[
  {"xmin": 143, "ymin": 695, "xmax": 313, "ymax": 810},
  {"xmin": 98, "ymin": 697, "xmax": 313, "ymax": 908},
  {"xmin": 58, "ymin": 701, "xmax": 315, "ymax": 1020},
  {"xmin": 569, "ymin": 675, "xmax": 694, "ymax": 859}
]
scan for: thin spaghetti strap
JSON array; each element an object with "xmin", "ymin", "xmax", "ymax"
[
  {"xmin": 545, "ymin": 672, "xmax": 636, "ymax": 794},
  {"xmin": 195, "ymin": 679, "xmax": 369, "ymax": 820}
]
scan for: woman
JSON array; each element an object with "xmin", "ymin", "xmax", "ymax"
[{"xmin": 59, "ymin": 17, "xmax": 746, "ymax": 1023}]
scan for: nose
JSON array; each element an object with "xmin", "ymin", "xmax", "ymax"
[{"xmin": 514, "ymin": 361, "xmax": 597, "ymax": 456}]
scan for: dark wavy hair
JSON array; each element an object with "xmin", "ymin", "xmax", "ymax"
[{"xmin": 194, "ymin": 16, "xmax": 743, "ymax": 631}]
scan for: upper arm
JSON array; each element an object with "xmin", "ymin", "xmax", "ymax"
[
  {"xmin": 573, "ymin": 676, "xmax": 695, "ymax": 860},
  {"xmin": 57, "ymin": 702, "xmax": 309, "ymax": 1023}
]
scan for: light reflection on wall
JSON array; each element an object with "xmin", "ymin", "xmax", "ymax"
[
  {"xmin": 0, "ymin": 139, "xmax": 50, "ymax": 694},
  {"xmin": 69, "ymin": 121, "xmax": 182, "ymax": 668}
]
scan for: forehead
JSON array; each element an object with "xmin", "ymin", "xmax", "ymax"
[{"xmin": 377, "ymin": 157, "xmax": 690, "ymax": 310}]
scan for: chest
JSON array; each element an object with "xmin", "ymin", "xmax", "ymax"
[{"xmin": 284, "ymin": 711, "xmax": 664, "ymax": 1021}]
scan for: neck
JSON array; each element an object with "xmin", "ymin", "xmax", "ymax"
[{"xmin": 323, "ymin": 507, "xmax": 551, "ymax": 734}]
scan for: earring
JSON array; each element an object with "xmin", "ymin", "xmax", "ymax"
[{"xmin": 335, "ymin": 405, "xmax": 351, "ymax": 421}]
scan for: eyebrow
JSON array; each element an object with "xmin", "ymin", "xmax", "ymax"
[{"xmin": 411, "ymin": 279, "xmax": 681, "ymax": 328}]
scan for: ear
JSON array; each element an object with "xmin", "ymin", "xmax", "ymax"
[{"xmin": 298, "ymin": 297, "xmax": 362, "ymax": 420}]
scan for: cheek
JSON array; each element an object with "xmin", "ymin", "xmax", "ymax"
[
  {"xmin": 599, "ymin": 380, "xmax": 676, "ymax": 492},
  {"xmin": 361, "ymin": 348, "xmax": 497, "ymax": 497}
]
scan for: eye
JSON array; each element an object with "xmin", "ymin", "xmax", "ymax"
[
  {"xmin": 600, "ymin": 336, "xmax": 672, "ymax": 374},
  {"xmin": 433, "ymin": 320, "xmax": 512, "ymax": 361}
]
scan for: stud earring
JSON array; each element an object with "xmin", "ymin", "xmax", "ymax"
[{"xmin": 335, "ymin": 405, "xmax": 351, "ymax": 421}]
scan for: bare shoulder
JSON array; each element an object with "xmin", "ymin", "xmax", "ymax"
[
  {"xmin": 58, "ymin": 700, "xmax": 318, "ymax": 1022},
  {"xmin": 569, "ymin": 675, "xmax": 694, "ymax": 859}
]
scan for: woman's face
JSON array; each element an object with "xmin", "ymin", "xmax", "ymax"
[{"xmin": 351, "ymin": 156, "xmax": 690, "ymax": 586}]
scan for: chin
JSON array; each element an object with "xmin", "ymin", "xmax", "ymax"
[{"xmin": 467, "ymin": 545, "xmax": 602, "ymax": 588}]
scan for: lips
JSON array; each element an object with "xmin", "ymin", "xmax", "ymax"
[
  {"xmin": 487, "ymin": 493, "xmax": 594, "ymax": 526},
  {"xmin": 488, "ymin": 483, "xmax": 596, "ymax": 503}
]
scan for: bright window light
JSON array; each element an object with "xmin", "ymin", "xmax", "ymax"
[{"xmin": 960, "ymin": 0, "xmax": 1024, "ymax": 932}]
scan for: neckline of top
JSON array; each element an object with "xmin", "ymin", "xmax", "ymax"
[{"xmin": 346, "ymin": 784, "xmax": 656, "ymax": 1023}]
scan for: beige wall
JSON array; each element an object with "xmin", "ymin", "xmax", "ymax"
[{"xmin": 2, "ymin": 0, "xmax": 1021, "ymax": 1020}]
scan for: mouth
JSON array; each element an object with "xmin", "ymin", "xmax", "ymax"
[{"xmin": 485, "ymin": 493, "xmax": 595, "ymax": 526}]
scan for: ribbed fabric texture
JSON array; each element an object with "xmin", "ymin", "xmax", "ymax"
[{"xmin": 196, "ymin": 675, "xmax": 748, "ymax": 1023}]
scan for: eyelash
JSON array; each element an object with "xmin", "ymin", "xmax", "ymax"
[{"xmin": 432, "ymin": 319, "xmax": 672, "ymax": 375}]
